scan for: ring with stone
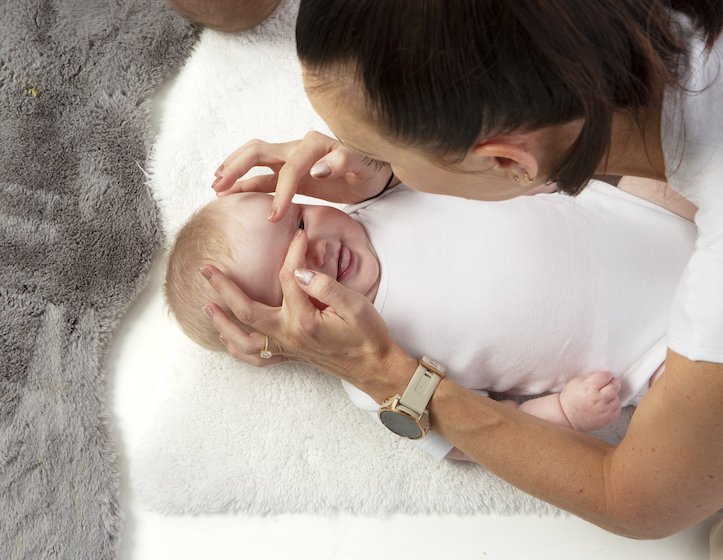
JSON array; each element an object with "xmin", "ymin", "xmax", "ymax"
[{"xmin": 260, "ymin": 335, "xmax": 273, "ymax": 359}]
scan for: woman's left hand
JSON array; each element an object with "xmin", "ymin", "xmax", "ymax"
[{"xmin": 200, "ymin": 228, "xmax": 416, "ymax": 401}]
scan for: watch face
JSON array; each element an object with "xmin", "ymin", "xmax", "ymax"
[{"xmin": 379, "ymin": 410, "xmax": 423, "ymax": 439}]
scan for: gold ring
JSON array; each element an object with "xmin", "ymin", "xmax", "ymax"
[{"xmin": 260, "ymin": 335, "xmax": 273, "ymax": 359}]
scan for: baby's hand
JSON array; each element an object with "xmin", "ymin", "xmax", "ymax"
[{"xmin": 559, "ymin": 371, "xmax": 621, "ymax": 432}]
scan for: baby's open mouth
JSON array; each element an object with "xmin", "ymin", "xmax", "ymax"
[{"xmin": 337, "ymin": 245, "xmax": 352, "ymax": 281}]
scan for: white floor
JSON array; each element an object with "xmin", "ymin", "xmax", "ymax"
[{"xmin": 104, "ymin": 69, "xmax": 719, "ymax": 560}]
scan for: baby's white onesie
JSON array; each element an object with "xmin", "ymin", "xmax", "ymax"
[{"xmin": 343, "ymin": 181, "xmax": 696, "ymax": 459}]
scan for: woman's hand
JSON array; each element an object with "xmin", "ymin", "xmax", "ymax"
[
  {"xmin": 200, "ymin": 228, "xmax": 417, "ymax": 400},
  {"xmin": 212, "ymin": 130, "xmax": 394, "ymax": 223}
]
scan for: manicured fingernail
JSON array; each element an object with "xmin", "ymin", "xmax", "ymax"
[
  {"xmin": 294, "ymin": 268, "xmax": 314, "ymax": 286},
  {"xmin": 212, "ymin": 176, "xmax": 221, "ymax": 189},
  {"xmin": 214, "ymin": 164, "xmax": 225, "ymax": 177},
  {"xmin": 310, "ymin": 162, "xmax": 331, "ymax": 178},
  {"xmin": 267, "ymin": 205, "xmax": 278, "ymax": 221},
  {"xmin": 202, "ymin": 305, "xmax": 214, "ymax": 318},
  {"xmin": 199, "ymin": 266, "xmax": 212, "ymax": 280},
  {"xmin": 219, "ymin": 334, "xmax": 228, "ymax": 346}
]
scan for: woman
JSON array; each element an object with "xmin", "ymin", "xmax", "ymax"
[{"xmin": 202, "ymin": 0, "xmax": 723, "ymax": 542}]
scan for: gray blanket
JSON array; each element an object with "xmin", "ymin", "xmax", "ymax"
[{"xmin": 0, "ymin": 1, "xmax": 196, "ymax": 558}]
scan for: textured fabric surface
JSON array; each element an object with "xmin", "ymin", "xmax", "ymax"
[
  {"xmin": 0, "ymin": 1, "xmax": 196, "ymax": 558},
  {"xmin": 131, "ymin": 1, "xmax": 632, "ymax": 516}
]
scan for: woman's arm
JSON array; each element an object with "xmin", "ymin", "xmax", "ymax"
[
  {"xmin": 369, "ymin": 345, "xmax": 723, "ymax": 537},
  {"xmin": 426, "ymin": 349, "xmax": 723, "ymax": 538},
  {"xmin": 448, "ymin": 371, "xmax": 621, "ymax": 462}
]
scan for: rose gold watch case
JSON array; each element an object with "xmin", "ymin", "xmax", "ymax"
[{"xmin": 378, "ymin": 396, "xmax": 430, "ymax": 439}]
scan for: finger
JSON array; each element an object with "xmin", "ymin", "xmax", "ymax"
[
  {"xmin": 212, "ymin": 305, "xmax": 260, "ymax": 351},
  {"xmin": 600, "ymin": 377, "xmax": 622, "ymax": 400},
  {"xmin": 203, "ymin": 304, "xmax": 255, "ymax": 335},
  {"xmin": 588, "ymin": 370, "xmax": 614, "ymax": 389},
  {"xmin": 215, "ymin": 139, "xmax": 294, "ymax": 193},
  {"xmin": 213, "ymin": 142, "xmax": 262, "ymax": 192},
  {"xmin": 218, "ymin": 173, "xmax": 277, "ymax": 197},
  {"xmin": 200, "ymin": 265, "xmax": 277, "ymax": 334},
  {"xmin": 202, "ymin": 304, "xmax": 285, "ymax": 365},
  {"xmin": 292, "ymin": 264, "xmax": 369, "ymax": 322},
  {"xmin": 277, "ymin": 229, "xmax": 318, "ymax": 311},
  {"xmin": 597, "ymin": 384, "xmax": 621, "ymax": 405},
  {"xmin": 310, "ymin": 144, "xmax": 372, "ymax": 178},
  {"xmin": 271, "ymin": 132, "xmax": 335, "ymax": 222},
  {"xmin": 310, "ymin": 151, "xmax": 352, "ymax": 178}
]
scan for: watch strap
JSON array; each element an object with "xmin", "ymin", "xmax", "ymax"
[{"xmin": 398, "ymin": 357, "xmax": 445, "ymax": 415}]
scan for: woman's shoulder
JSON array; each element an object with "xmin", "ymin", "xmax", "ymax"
[{"xmin": 661, "ymin": 17, "xmax": 723, "ymax": 199}]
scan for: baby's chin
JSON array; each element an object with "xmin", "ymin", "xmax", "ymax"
[{"xmin": 348, "ymin": 275, "xmax": 380, "ymax": 304}]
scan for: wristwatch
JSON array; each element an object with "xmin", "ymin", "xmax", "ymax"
[{"xmin": 378, "ymin": 356, "xmax": 446, "ymax": 439}]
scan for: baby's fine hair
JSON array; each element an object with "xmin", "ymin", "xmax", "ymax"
[{"xmin": 164, "ymin": 199, "xmax": 236, "ymax": 352}]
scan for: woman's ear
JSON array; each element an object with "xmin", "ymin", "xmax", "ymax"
[{"xmin": 471, "ymin": 134, "xmax": 541, "ymax": 185}]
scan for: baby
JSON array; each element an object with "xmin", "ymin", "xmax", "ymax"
[{"xmin": 165, "ymin": 181, "xmax": 696, "ymax": 458}]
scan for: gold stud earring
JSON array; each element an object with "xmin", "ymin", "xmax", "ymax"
[
  {"xmin": 523, "ymin": 171, "xmax": 534, "ymax": 183},
  {"xmin": 513, "ymin": 174, "xmax": 521, "ymax": 183}
]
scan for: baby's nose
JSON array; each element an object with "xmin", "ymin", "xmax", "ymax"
[{"xmin": 306, "ymin": 238, "xmax": 328, "ymax": 268}]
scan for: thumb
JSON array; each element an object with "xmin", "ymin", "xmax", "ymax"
[
  {"xmin": 309, "ymin": 160, "xmax": 334, "ymax": 179},
  {"xmin": 309, "ymin": 146, "xmax": 371, "ymax": 179},
  {"xmin": 293, "ymin": 268, "xmax": 368, "ymax": 319}
]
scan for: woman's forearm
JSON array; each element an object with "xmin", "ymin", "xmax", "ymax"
[
  {"xmin": 363, "ymin": 347, "xmax": 625, "ymax": 531},
  {"xmin": 429, "ymin": 379, "xmax": 623, "ymax": 530},
  {"xmin": 367, "ymin": 347, "xmax": 723, "ymax": 539},
  {"xmin": 428, "ymin": 351, "xmax": 723, "ymax": 538}
]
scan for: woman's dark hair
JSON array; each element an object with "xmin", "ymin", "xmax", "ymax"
[{"xmin": 296, "ymin": 0, "xmax": 723, "ymax": 194}]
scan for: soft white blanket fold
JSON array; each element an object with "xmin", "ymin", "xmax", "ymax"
[{"xmin": 131, "ymin": 0, "xmax": 626, "ymax": 515}]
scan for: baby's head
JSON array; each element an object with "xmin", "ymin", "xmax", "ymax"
[
  {"xmin": 165, "ymin": 193, "xmax": 380, "ymax": 351},
  {"xmin": 168, "ymin": 0, "xmax": 280, "ymax": 32}
]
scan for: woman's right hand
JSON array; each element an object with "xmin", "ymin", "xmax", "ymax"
[
  {"xmin": 212, "ymin": 130, "xmax": 393, "ymax": 223},
  {"xmin": 200, "ymin": 228, "xmax": 418, "ymax": 402}
]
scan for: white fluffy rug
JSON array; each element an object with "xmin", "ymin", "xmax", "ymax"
[{"xmin": 131, "ymin": 0, "xmax": 571, "ymax": 515}]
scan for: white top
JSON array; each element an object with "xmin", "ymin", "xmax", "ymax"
[
  {"xmin": 661, "ymin": 19, "xmax": 723, "ymax": 362},
  {"xmin": 343, "ymin": 182, "xmax": 696, "ymax": 459}
]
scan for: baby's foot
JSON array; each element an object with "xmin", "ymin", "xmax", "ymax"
[{"xmin": 559, "ymin": 371, "xmax": 621, "ymax": 432}]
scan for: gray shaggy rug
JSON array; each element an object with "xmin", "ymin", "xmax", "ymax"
[{"xmin": 0, "ymin": 1, "xmax": 196, "ymax": 558}]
